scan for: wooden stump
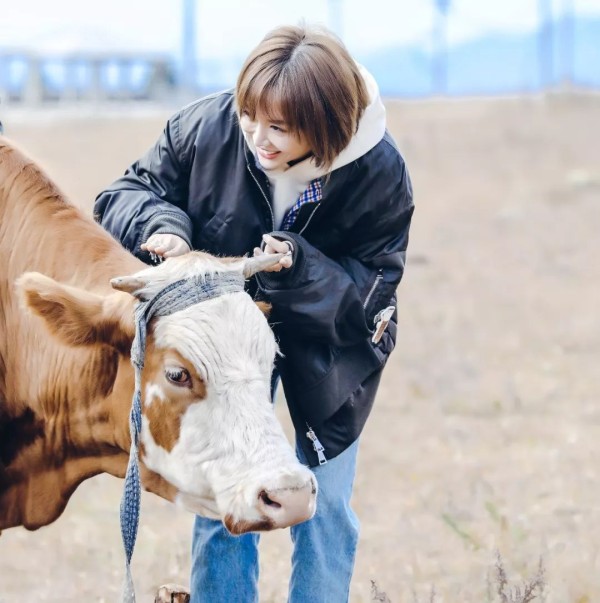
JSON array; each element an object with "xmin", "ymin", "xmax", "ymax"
[{"xmin": 154, "ymin": 584, "xmax": 190, "ymax": 603}]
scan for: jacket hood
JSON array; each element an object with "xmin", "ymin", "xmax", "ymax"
[
  {"xmin": 242, "ymin": 65, "xmax": 387, "ymax": 228},
  {"xmin": 329, "ymin": 65, "xmax": 387, "ymax": 172},
  {"xmin": 242, "ymin": 64, "xmax": 386, "ymax": 182}
]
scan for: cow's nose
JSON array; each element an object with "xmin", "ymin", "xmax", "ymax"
[{"xmin": 257, "ymin": 477, "xmax": 317, "ymax": 528}]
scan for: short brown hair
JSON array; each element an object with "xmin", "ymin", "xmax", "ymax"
[{"xmin": 235, "ymin": 25, "xmax": 369, "ymax": 170}]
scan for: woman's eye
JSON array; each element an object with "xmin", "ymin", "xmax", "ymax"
[
  {"xmin": 165, "ymin": 367, "xmax": 192, "ymax": 387},
  {"xmin": 270, "ymin": 125, "xmax": 285, "ymax": 133}
]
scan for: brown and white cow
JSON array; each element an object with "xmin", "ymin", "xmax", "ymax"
[{"xmin": 0, "ymin": 136, "xmax": 316, "ymax": 537}]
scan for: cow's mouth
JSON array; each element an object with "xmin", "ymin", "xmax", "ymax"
[{"xmin": 224, "ymin": 514, "xmax": 275, "ymax": 535}]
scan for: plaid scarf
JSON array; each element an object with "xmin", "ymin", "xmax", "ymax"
[{"xmin": 281, "ymin": 178, "xmax": 323, "ymax": 231}]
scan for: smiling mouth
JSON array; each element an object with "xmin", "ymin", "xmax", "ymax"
[{"xmin": 258, "ymin": 148, "xmax": 280, "ymax": 159}]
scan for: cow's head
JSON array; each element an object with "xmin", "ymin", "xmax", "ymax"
[{"xmin": 18, "ymin": 252, "xmax": 316, "ymax": 534}]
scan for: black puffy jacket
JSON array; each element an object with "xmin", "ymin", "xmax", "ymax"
[{"xmin": 94, "ymin": 91, "xmax": 414, "ymax": 467}]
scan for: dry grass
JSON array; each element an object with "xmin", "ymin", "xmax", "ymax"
[{"xmin": 1, "ymin": 94, "xmax": 599, "ymax": 602}]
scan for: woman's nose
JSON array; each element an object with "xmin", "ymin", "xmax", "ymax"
[{"xmin": 254, "ymin": 123, "xmax": 270, "ymax": 147}]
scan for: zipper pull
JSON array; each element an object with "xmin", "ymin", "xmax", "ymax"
[
  {"xmin": 306, "ymin": 426, "xmax": 328, "ymax": 465},
  {"xmin": 371, "ymin": 305, "xmax": 395, "ymax": 344}
]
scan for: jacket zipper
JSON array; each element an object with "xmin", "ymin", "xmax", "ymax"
[
  {"xmin": 298, "ymin": 203, "xmax": 321, "ymax": 235},
  {"xmin": 306, "ymin": 424, "xmax": 327, "ymax": 465},
  {"xmin": 250, "ymin": 163, "xmax": 327, "ymax": 466},
  {"xmin": 363, "ymin": 270, "xmax": 383, "ymax": 310},
  {"xmin": 246, "ymin": 163, "xmax": 274, "ymax": 230}
]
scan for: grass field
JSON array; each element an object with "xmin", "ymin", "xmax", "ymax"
[{"xmin": 1, "ymin": 93, "xmax": 599, "ymax": 602}]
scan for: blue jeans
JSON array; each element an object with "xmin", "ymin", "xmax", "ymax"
[{"xmin": 190, "ymin": 439, "xmax": 360, "ymax": 603}]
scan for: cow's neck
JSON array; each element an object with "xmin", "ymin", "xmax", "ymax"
[
  {"xmin": 0, "ymin": 332, "xmax": 181, "ymax": 531},
  {"xmin": 0, "ymin": 140, "xmax": 177, "ymax": 531},
  {"xmin": 62, "ymin": 348, "xmax": 135, "ymax": 454},
  {"xmin": 0, "ymin": 345, "xmax": 132, "ymax": 530}
]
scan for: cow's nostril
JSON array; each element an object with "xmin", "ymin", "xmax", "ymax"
[{"xmin": 259, "ymin": 490, "xmax": 281, "ymax": 509}]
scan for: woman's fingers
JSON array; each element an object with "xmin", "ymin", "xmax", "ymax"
[
  {"xmin": 163, "ymin": 239, "xmax": 191, "ymax": 257},
  {"xmin": 262, "ymin": 234, "xmax": 291, "ymax": 255},
  {"xmin": 142, "ymin": 234, "xmax": 190, "ymax": 258},
  {"xmin": 255, "ymin": 235, "xmax": 293, "ymax": 272}
]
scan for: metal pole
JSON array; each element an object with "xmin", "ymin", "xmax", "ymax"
[
  {"xmin": 561, "ymin": 0, "xmax": 574, "ymax": 88},
  {"xmin": 327, "ymin": 0, "xmax": 343, "ymax": 39},
  {"xmin": 538, "ymin": 0, "xmax": 553, "ymax": 90},
  {"xmin": 181, "ymin": 0, "xmax": 197, "ymax": 94},
  {"xmin": 433, "ymin": 0, "xmax": 451, "ymax": 95}
]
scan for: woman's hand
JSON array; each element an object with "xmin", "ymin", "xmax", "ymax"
[
  {"xmin": 141, "ymin": 233, "xmax": 191, "ymax": 259},
  {"xmin": 253, "ymin": 234, "xmax": 293, "ymax": 272}
]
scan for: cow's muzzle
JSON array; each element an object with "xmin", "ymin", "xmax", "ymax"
[{"xmin": 224, "ymin": 476, "xmax": 317, "ymax": 535}]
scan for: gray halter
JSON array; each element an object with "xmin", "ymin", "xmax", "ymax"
[{"xmin": 120, "ymin": 271, "xmax": 245, "ymax": 603}]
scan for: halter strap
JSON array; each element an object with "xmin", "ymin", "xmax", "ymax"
[{"xmin": 120, "ymin": 272, "xmax": 245, "ymax": 603}]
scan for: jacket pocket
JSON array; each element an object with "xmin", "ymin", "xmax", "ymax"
[
  {"xmin": 375, "ymin": 314, "xmax": 397, "ymax": 357},
  {"xmin": 364, "ymin": 269, "xmax": 398, "ymax": 329},
  {"xmin": 363, "ymin": 269, "xmax": 384, "ymax": 323},
  {"xmin": 366, "ymin": 276, "xmax": 398, "ymax": 356}
]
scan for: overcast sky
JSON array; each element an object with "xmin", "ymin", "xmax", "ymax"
[{"xmin": 1, "ymin": 0, "xmax": 599, "ymax": 59}]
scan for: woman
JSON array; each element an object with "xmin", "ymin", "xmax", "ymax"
[{"xmin": 95, "ymin": 23, "xmax": 413, "ymax": 603}]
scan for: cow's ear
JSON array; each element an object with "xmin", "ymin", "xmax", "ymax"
[{"xmin": 17, "ymin": 272, "xmax": 135, "ymax": 355}]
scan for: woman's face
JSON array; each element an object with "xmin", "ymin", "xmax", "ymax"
[{"xmin": 240, "ymin": 109, "xmax": 312, "ymax": 171}]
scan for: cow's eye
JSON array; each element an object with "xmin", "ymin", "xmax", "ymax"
[{"xmin": 165, "ymin": 367, "xmax": 192, "ymax": 387}]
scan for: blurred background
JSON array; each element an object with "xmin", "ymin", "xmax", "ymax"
[
  {"xmin": 0, "ymin": 0, "xmax": 599, "ymax": 104},
  {"xmin": 1, "ymin": 2, "xmax": 600, "ymax": 602}
]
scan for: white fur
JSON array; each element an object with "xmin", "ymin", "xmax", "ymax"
[
  {"xmin": 136, "ymin": 253, "xmax": 316, "ymax": 528},
  {"xmin": 144, "ymin": 383, "xmax": 166, "ymax": 407}
]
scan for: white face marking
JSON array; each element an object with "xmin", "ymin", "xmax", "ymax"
[{"xmin": 144, "ymin": 383, "xmax": 166, "ymax": 407}]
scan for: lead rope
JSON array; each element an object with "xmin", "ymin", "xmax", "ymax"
[{"xmin": 119, "ymin": 272, "xmax": 245, "ymax": 603}]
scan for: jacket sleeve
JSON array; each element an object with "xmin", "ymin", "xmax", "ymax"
[
  {"xmin": 93, "ymin": 112, "xmax": 193, "ymax": 260},
  {"xmin": 256, "ymin": 157, "xmax": 414, "ymax": 348}
]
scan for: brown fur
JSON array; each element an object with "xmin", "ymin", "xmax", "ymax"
[
  {"xmin": 142, "ymin": 343, "xmax": 207, "ymax": 452},
  {"xmin": 0, "ymin": 136, "xmax": 174, "ymax": 530},
  {"xmin": 224, "ymin": 514, "xmax": 275, "ymax": 535},
  {"xmin": 255, "ymin": 301, "xmax": 272, "ymax": 316}
]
